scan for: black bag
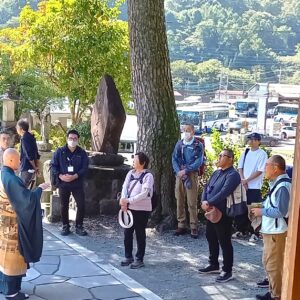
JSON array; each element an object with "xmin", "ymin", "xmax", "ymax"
[
  {"xmin": 226, "ymin": 183, "xmax": 248, "ymax": 217},
  {"xmin": 49, "ymin": 163, "xmax": 59, "ymax": 189}
]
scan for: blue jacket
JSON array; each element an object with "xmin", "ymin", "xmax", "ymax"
[
  {"xmin": 51, "ymin": 144, "xmax": 89, "ymax": 189},
  {"xmin": 202, "ymin": 166, "xmax": 241, "ymax": 213},
  {"xmin": 172, "ymin": 138, "xmax": 203, "ymax": 175},
  {"xmin": 20, "ymin": 131, "xmax": 40, "ymax": 172}
]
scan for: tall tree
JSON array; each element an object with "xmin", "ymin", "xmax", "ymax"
[{"xmin": 128, "ymin": 0, "xmax": 179, "ymax": 227}]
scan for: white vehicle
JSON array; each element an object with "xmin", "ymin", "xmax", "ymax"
[
  {"xmin": 273, "ymin": 103, "xmax": 298, "ymax": 122},
  {"xmin": 234, "ymin": 99, "xmax": 258, "ymax": 117},
  {"xmin": 177, "ymin": 103, "xmax": 229, "ymax": 133},
  {"xmin": 228, "ymin": 118, "xmax": 257, "ymax": 133},
  {"xmin": 119, "ymin": 115, "xmax": 137, "ymax": 165},
  {"xmin": 280, "ymin": 126, "xmax": 297, "ymax": 139}
]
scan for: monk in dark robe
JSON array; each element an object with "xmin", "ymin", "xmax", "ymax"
[{"xmin": 0, "ymin": 148, "xmax": 49, "ymax": 300}]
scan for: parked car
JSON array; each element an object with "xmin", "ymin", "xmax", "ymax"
[
  {"xmin": 244, "ymin": 134, "xmax": 281, "ymax": 147},
  {"xmin": 228, "ymin": 119, "xmax": 257, "ymax": 133},
  {"xmin": 280, "ymin": 126, "xmax": 297, "ymax": 139},
  {"xmin": 212, "ymin": 120, "xmax": 228, "ymax": 132}
]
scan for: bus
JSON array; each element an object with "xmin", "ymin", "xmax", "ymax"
[
  {"xmin": 273, "ymin": 103, "xmax": 298, "ymax": 122},
  {"xmin": 175, "ymin": 99, "xmax": 201, "ymax": 107},
  {"xmin": 118, "ymin": 115, "xmax": 137, "ymax": 165},
  {"xmin": 234, "ymin": 99, "xmax": 258, "ymax": 117},
  {"xmin": 177, "ymin": 103, "xmax": 229, "ymax": 133}
]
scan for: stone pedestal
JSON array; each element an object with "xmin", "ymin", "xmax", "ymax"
[
  {"xmin": 37, "ymin": 141, "xmax": 52, "ymax": 152},
  {"xmin": 2, "ymin": 100, "xmax": 15, "ymax": 123},
  {"xmin": 41, "ymin": 189, "xmax": 52, "ymax": 221},
  {"xmin": 84, "ymin": 164, "xmax": 130, "ymax": 216},
  {"xmin": 48, "ymin": 193, "xmax": 61, "ymax": 223}
]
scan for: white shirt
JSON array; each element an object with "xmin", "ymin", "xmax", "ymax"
[{"xmin": 238, "ymin": 148, "xmax": 268, "ymax": 189}]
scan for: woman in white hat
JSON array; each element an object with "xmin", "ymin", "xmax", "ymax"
[{"xmin": 119, "ymin": 152, "xmax": 154, "ymax": 269}]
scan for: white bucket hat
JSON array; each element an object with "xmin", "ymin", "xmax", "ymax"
[{"xmin": 118, "ymin": 209, "xmax": 134, "ymax": 228}]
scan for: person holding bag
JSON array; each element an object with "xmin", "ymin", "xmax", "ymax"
[
  {"xmin": 199, "ymin": 149, "xmax": 240, "ymax": 283},
  {"xmin": 119, "ymin": 152, "xmax": 154, "ymax": 269}
]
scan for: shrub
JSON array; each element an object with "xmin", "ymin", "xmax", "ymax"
[{"xmin": 71, "ymin": 121, "xmax": 91, "ymax": 150}]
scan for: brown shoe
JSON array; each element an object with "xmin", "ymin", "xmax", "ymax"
[
  {"xmin": 191, "ymin": 229, "xmax": 198, "ymax": 239},
  {"xmin": 174, "ymin": 228, "xmax": 187, "ymax": 236}
]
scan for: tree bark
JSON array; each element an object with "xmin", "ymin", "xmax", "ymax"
[{"xmin": 128, "ymin": 0, "xmax": 179, "ymax": 229}]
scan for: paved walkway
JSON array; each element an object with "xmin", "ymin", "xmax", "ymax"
[{"xmin": 0, "ymin": 224, "xmax": 162, "ymax": 300}]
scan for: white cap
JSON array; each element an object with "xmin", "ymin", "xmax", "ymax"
[{"xmin": 118, "ymin": 209, "xmax": 134, "ymax": 228}]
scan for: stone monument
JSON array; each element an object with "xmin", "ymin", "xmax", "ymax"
[
  {"xmin": 37, "ymin": 106, "xmax": 52, "ymax": 152},
  {"xmin": 91, "ymin": 74, "xmax": 126, "ymax": 154},
  {"xmin": 0, "ymin": 91, "xmax": 18, "ymax": 144}
]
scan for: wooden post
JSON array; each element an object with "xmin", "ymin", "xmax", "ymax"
[{"xmin": 281, "ymin": 109, "xmax": 300, "ymax": 299}]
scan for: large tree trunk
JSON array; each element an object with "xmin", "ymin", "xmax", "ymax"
[{"xmin": 128, "ymin": 0, "xmax": 179, "ymax": 229}]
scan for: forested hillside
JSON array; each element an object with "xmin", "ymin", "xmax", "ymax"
[
  {"xmin": 2, "ymin": 0, "xmax": 300, "ymax": 94},
  {"xmin": 0, "ymin": 0, "xmax": 39, "ymax": 27}
]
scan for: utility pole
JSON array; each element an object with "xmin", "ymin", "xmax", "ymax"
[
  {"xmin": 218, "ymin": 74, "xmax": 222, "ymax": 102},
  {"xmin": 225, "ymin": 74, "xmax": 229, "ymax": 103},
  {"xmin": 279, "ymin": 66, "xmax": 282, "ymax": 84}
]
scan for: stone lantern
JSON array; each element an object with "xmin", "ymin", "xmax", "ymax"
[{"xmin": 0, "ymin": 92, "xmax": 17, "ymax": 129}]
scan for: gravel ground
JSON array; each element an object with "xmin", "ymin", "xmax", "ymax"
[{"xmin": 48, "ymin": 216, "xmax": 266, "ymax": 300}]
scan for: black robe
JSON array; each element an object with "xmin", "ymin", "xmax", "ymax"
[{"xmin": 1, "ymin": 166, "xmax": 43, "ymax": 263}]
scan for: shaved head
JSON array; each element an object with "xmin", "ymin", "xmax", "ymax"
[{"xmin": 3, "ymin": 148, "xmax": 20, "ymax": 170}]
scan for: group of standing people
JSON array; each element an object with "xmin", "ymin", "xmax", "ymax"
[
  {"xmin": 170, "ymin": 124, "xmax": 291, "ymax": 300},
  {"xmin": 0, "ymin": 120, "xmax": 89, "ymax": 299},
  {"xmin": 0, "ymin": 118, "xmax": 292, "ymax": 300}
]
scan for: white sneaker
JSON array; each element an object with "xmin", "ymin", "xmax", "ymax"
[{"xmin": 249, "ymin": 234, "xmax": 259, "ymax": 242}]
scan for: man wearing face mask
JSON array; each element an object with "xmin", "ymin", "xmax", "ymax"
[
  {"xmin": 172, "ymin": 124, "xmax": 203, "ymax": 238},
  {"xmin": 51, "ymin": 129, "xmax": 89, "ymax": 236}
]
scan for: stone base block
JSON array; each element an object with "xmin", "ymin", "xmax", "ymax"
[
  {"xmin": 48, "ymin": 194, "xmax": 61, "ymax": 223},
  {"xmin": 99, "ymin": 198, "xmax": 119, "ymax": 215}
]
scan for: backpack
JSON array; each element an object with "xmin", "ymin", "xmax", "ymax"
[
  {"xmin": 49, "ymin": 150, "xmax": 66, "ymax": 189},
  {"xmin": 180, "ymin": 137, "xmax": 206, "ymax": 176},
  {"xmin": 129, "ymin": 171, "xmax": 157, "ymax": 211},
  {"xmin": 267, "ymin": 177, "xmax": 292, "ymax": 227},
  {"xmin": 49, "ymin": 163, "xmax": 59, "ymax": 189}
]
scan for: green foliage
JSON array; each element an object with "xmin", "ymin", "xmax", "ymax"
[
  {"xmin": 49, "ymin": 125, "xmax": 66, "ymax": 149},
  {"xmin": 165, "ymin": 0, "xmax": 300, "ymax": 90},
  {"xmin": 31, "ymin": 129, "xmax": 42, "ymax": 141},
  {"xmin": 0, "ymin": 0, "xmax": 130, "ymax": 124},
  {"xmin": 71, "ymin": 121, "xmax": 91, "ymax": 150},
  {"xmin": 0, "ymin": 0, "xmax": 39, "ymax": 27}
]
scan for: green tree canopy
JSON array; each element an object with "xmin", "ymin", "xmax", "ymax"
[{"xmin": 1, "ymin": 0, "xmax": 130, "ymax": 123}]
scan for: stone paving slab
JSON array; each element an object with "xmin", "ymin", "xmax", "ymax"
[{"xmin": 0, "ymin": 225, "xmax": 163, "ymax": 300}]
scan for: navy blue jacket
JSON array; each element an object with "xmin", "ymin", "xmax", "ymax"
[
  {"xmin": 20, "ymin": 131, "xmax": 40, "ymax": 172},
  {"xmin": 202, "ymin": 166, "xmax": 241, "ymax": 214},
  {"xmin": 51, "ymin": 144, "xmax": 89, "ymax": 189}
]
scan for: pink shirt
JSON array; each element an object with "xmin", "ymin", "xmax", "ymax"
[{"xmin": 121, "ymin": 169, "xmax": 154, "ymax": 211}]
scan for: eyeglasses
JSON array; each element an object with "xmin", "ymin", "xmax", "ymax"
[
  {"xmin": 219, "ymin": 154, "xmax": 232, "ymax": 159},
  {"xmin": 68, "ymin": 137, "xmax": 78, "ymax": 141}
]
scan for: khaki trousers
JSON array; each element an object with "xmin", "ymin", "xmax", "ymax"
[
  {"xmin": 175, "ymin": 173, "xmax": 198, "ymax": 230},
  {"xmin": 262, "ymin": 232, "xmax": 287, "ymax": 300}
]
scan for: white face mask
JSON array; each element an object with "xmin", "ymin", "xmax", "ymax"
[
  {"xmin": 67, "ymin": 140, "xmax": 78, "ymax": 148},
  {"xmin": 183, "ymin": 132, "xmax": 192, "ymax": 141}
]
